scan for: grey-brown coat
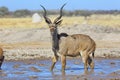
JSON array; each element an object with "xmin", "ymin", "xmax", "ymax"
[
  {"xmin": 0, "ymin": 47, "xmax": 4, "ymax": 69},
  {"xmin": 41, "ymin": 4, "xmax": 96, "ymax": 72}
]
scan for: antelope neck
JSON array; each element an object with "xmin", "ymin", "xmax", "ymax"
[{"xmin": 51, "ymin": 28, "xmax": 59, "ymax": 50}]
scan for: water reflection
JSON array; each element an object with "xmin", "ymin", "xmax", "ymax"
[{"xmin": 0, "ymin": 58, "xmax": 120, "ymax": 79}]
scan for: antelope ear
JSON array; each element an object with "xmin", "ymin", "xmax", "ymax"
[
  {"xmin": 44, "ymin": 17, "xmax": 52, "ymax": 24},
  {"xmin": 55, "ymin": 19, "xmax": 62, "ymax": 25}
]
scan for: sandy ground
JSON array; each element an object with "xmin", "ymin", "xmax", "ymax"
[{"xmin": 0, "ymin": 24, "xmax": 120, "ymax": 60}]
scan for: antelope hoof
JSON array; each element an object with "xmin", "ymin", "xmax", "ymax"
[
  {"xmin": 50, "ymin": 64, "xmax": 54, "ymax": 71},
  {"xmin": 90, "ymin": 65, "xmax": 94, "ymax": 69},
  {"xmin": 50, "ymin": 67, "xmax": 53, "ymax": 71},
  {"xmin": 61, "ymin": 68, "xmax": 65, "ymax": 72},
  {"xmin": 90, "ymin": 62, "xmax": 94, "ymax": 69}
]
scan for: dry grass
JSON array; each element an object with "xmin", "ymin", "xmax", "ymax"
[
  {"xmin": 88, "ymin": 14, "xmax": 120, "ymax": 28},
  {"xmin": 0, "ymin": 18, "xmax": 45, "ymax": 28},
  {"xmin": 0, "ymin": 14, "xmax": 120, "ymax": 29}
]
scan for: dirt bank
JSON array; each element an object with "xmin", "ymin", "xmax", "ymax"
[{"xmin": 0, "ymin": 24, "xmax": 119, "ymax": 60}]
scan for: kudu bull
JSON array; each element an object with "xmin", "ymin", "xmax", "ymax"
[
  {"xmin": 0, "ymin": 48, "xmax": 4, "ymax": 70},
  {"xmin": 41, "ymin": 4, "xmax": 96, "ymax": 72}
]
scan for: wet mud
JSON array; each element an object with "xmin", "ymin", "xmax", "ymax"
[{"xmin": 0, "ymin": 58, "xmax": 120, "ymax": 80}]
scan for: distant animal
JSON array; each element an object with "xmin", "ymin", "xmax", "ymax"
[
  {"xmin": 41, "ymin": 4, "xmax": 96, "ymax": 72},
  {"xmin": 0, "ymin": 47, "xmax": 4, "ymax": 69}
]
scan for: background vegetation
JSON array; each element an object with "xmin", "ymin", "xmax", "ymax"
[
  {"xmin": 0, "ymin": 6, "xmax": 120, "ymax": 18},
  {"xmin": 0, "ymin": 6, "xmax": 120, "ymax": 29}
]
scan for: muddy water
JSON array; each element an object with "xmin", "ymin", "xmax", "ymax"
[{"xmin": 0, "ymin": 58, "xmax": 120, "ymax": 80}]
